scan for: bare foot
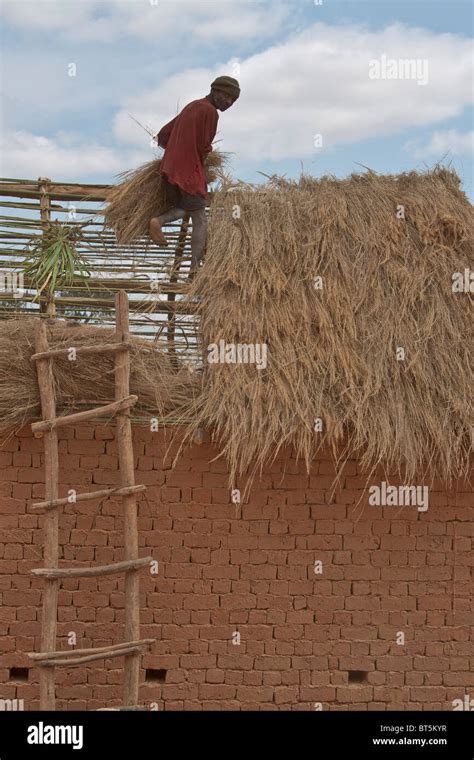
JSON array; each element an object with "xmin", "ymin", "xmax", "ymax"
[{"xmin": 149, "ymin": 217, "xmax": 168, "ymax": 245}]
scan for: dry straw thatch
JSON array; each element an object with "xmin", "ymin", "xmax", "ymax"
[
  {"xmin": 0, "ymin": 319, "xmax": 199, "ymax": 438},
  {"xmin": 181, "ymin": 166, "xmax": 473, "ymax": 489},
  {"xmin": 1, "ymin": 166, "xmax": 472, "ymax": 491},
  {"xmin": 104, "ymin": 150, "xmax": 227, "ymax": 245}
]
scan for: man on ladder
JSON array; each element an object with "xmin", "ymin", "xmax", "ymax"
[{"xmin": 149, "ymin": 76, "xmax": 240, "ymax": 278}]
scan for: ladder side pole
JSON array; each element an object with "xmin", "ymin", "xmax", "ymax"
[
  {"xmin": 34, "ymin": 319, "xmax": 59, "ymax": 710},
  {"xmin": 114, "ymin": 291, "xmax": 140, "ymax": 706}
]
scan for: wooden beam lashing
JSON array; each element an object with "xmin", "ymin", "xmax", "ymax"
[
  {"xmin": 31, "ymin": 555, "xmax": 153, "ymax": 579},
  {"xmin": 115, "ymin": 290, "xmax": 141, "ymax": 707},
  {"xmin": 32, "ymin": 319, "xmax": 58, "ymax": 710},
  {"xmin": 31, "ymin": 395, "xmax": 138, "ymax": 432},
  {"xmin": 31, "ymin": 483, "xmax": 146, "ymax": 511}
]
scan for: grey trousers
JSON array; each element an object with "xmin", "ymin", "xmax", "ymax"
[{"xmin": 158, "ymin": 206, "xmax": 208, "ymax": 272}]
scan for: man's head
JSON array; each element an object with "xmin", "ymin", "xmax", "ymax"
[{"xmin": 209, "ymin": 76, "xmax": 240, "ymax": 111}]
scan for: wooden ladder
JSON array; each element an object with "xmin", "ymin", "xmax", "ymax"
[{"xmin": 28, "ymin": 290, "xmax": 153, "ymax": 710}]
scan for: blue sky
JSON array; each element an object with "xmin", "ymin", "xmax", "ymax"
[{"xmin": 1, "ymin": 0, "xmax": 473, "ymax": 198}]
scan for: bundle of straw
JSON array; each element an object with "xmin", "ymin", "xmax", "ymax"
[
  {"xmin": 181, "ymin": 166, "xmax": 473, "ymax": 491},
  {"xmin": 0, "ymin": 319, "xmax": 200, "ymax": 438},
  {"xmin": 104, "ymin": 150, "xmax": 227, "ymax": 245}
]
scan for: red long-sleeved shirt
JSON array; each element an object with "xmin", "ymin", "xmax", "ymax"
[{"xmin": 157, "ymin": 97, "xmax": 218, "ymax": 199}]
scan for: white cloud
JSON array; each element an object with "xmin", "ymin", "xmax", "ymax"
[
  {"xmin": 1, "ymin": 0, "xmax": 93, "ymax": 30},
  {"xmin": 2, "ymin": 16, "xmax": 473, "ymax": 182},
  {"xmin": 0, "ymin": 130, "xmax": 150, "ymax": 180},
  {"xmin": 405, "ymin": 129, "xmax": 474, "ymax": 159},
  {"xmin": 1, "ymin": 0, "xmax": 292, "ymax": 135},
  {"xmin": 2, "ymin": 0, "xmax": 290, "ymax": 43},
  {"xmin": 112, "ymin": 23, "xmax": 474, "ymax": 162}
]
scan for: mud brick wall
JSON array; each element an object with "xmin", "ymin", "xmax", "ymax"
[{"xmin": 0, "ymin": 424, "xmax": 472, "ymax": 711}]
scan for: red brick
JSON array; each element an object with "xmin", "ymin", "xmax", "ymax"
[
  {"xmin": 410, "ymin": 687, "xmax": 447, "ymax": 701},
  {"xmin": 236, "ymin": 686, "xmax": 274, "ymax": 702},
  {"xmin": 0, "ymin": 424, "xmax": 470, "ymax": 711},
  {"xmin": 254, "ymin": 656, "xmax": 291, "ymax": 670},
  {"xmin": 199, "ymin": 684, "xmax": 237, "ymax": 699},
  {"xmin": 68, "ymin": 440, "xmax": 105, "ymax": 455},
  {"xmin": 336, "ymin": 686, "xmax": 373, "ymax": 702},
  {"xmin": 300, "ymin": 686, "xmax": 336, "ymax": 701}
]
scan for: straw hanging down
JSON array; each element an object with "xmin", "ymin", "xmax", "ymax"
[{"xmin": 178, "ymin": 166, "xmax": 473, "ymax": 490}]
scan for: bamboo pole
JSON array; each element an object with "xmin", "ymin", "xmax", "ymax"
[
  {"xmin": 38, "ymin": 177, "xmax": 54, "ymax": 317},
  {"xmin": 0, "ymin": 179, "xmax": 215, "ymax": 202},
  {"xmin": 0, "ymin": 183, "xmax": 110, "ymax": 202},
  {"xmin": 0, "ymin": 294, "xmax": 197, "ymax": 314},
  {"xmin": 167, "ymin": 215, "xmax": 190, "ymax": 367},
  {"xmin": 115, "ymin": 290, "xmax": 141, "ymax": 706},
  {"xmin": 33, "ymin": 319, "xmax": 59, "ymax": 710}
]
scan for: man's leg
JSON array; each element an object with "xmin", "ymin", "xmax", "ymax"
[
  {"xmin": 149, "ymin": 207, "xmax": 185, "ymax": 245},
  {"xmin": 189, "ymin": 208, "xmax": 207, "ymax": 277}
]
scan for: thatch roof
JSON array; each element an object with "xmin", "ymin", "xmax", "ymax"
[
  {"xmin": 181, "ymin": 167, "xmax": 473, "ymax": 488},
  {"xmin": 0, "ymin": 167, "xmax": 472, "ymax": 491}
]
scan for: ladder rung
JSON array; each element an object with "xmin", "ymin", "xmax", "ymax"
[
  {"xmin": 36, "ymin": 646, "xmax": 143, "ymax": 667},
  {"xmin": 30, "ymin": 556, "xmax": 153, "ymax": 579},
  {"xmin": 31, "ymin": 484, "xmax": 147, "ymax": 511},
  {"xmin": 31, "ymin": 342, "xmax": 132, "ymax": 362},
  {"xmin": 31, "ymin": 395, "xmax": 138, "ymax": 432},
  {"xmin": 28, "ymin": 639, "xmax": 154, "ymax": 662}
]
